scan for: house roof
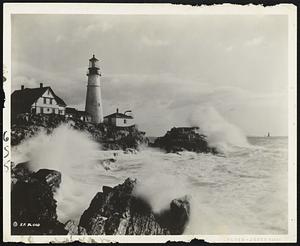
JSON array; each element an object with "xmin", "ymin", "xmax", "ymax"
[
  {"xmin": 77, "ymin": 110, "xmax": 90, "ymax": 116},
  {"xmin": 66, "ymin": 107, "xmax": 90, "ymax": 116},
  {"xmin": 11, "ymin": 86, "xmax": 67, "ymax": 114},
  {"xmin": 65, "ymin": 107, "xmax": 78, "ymax": 114},
  {"xmin": 104, "ymin": 112, "xmax": 133, "ymax": 119}
]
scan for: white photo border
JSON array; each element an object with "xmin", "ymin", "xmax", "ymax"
[{"xmin": 2, "ymin": 3, "xmax": 297, "ymax": 243}]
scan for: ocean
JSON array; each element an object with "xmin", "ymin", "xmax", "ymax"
[{"xmin": 11, "ymin": 125, "xmax": 288, "ymax": 235}]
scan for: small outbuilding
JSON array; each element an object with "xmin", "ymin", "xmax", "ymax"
[{"xmin": 104, "ymin": 108, "xmax": 134, "ymax": 127}]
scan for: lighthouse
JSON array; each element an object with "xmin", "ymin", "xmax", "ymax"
[{"xmin": 85, "ymin": 54, "xmax": 103, "ymax": 123}]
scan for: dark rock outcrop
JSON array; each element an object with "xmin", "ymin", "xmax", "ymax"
[
  {"xmin": 79, "ymin": 178, "xmax": 190, "ymax": 235},
  {"xmin": 11, "ymin": 162, "xmax": 33, "ymax": 187},
  {"xmin": 151, "ymin": 127, "xmax": 218, "ymax": 154},
  {"xmin": 11, "ymin": 163, "xmax": 67, "ymax": 235},
  {"xmin": 31, "ymin": 169, "xmax": 61, "ymax": 192},
  {"xmin": 11, "ymin": 125, "xmax": 42, "ymax": 146},
  {"xmin": 100, "ymin": 125, "xmax": 148, "ymax": 151}
]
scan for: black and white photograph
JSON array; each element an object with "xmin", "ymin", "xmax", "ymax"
[{"xmin": 2, "ymin": 3, "xmax": 297, "ymax": 243}]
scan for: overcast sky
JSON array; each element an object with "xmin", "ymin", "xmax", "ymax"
[{"xmin": 11, "ymin": 14, "xmax": 288, "ymax": 136}]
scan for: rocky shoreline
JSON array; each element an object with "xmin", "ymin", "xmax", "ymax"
[
  {"xmin": 11, "ymin": 113, "xmax": 148, "ymax": 150},
  {"xmin": 11, "ymin": 162, "xmax": 190, "ymax": 235},
  {"xmin": 10, "ymin": 115, "xmax": 217, "ymax": 235},
  {"xmin": 12, "ymin": 114, "xmax": 217, "ymax": 155}
]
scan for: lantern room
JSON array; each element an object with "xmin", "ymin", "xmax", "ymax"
[{"xmin": 87, "ymin": 54, "xmax": 101, "ymax": 76}]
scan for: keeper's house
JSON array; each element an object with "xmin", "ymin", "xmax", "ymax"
[
  {"xmin": 11, "ymin": 83, "xmax": 67, "ymax": 117},
  {"xmin": 104, "ymin": 108, "xmax": 134, "ymax": 127}
]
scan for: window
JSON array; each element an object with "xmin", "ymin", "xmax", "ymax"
[
  {"xmin": 124, "ymin": 119, "xmax": 127, "ymax": 124},
  {"xmin": 52, "ymin": 108, "xmax": 55, "ymax": 114},
  {"xmin": 50, "ymin": 98, "xmax": 53, "ymax": 104},
  {"xmin": 41, "ymin": 108, "xmax": 44, "ymax": 114},
  {"xmin": 43, "ymin": 98, "xmax": 46, "ymax": 104}
]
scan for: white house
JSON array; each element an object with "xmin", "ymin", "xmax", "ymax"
[
  {"xmin": 11, "ymin": 83, "xmax": 67, "ymax": 117},
  {"xmin": 104, "ymin": 108, "xmax": 135, "ymax": 127}
]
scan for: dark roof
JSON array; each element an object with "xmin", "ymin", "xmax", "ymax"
[
  {"xmin": 104, "ymin": 112, "xmax": 133, "ymax": 119},
  {"xmin": 77, "ymin": 110, "xmax": 90, "ymax": 116},
  {"xmin": 11, "ymin": 86, "xmax": 67, "ymax": 114},
  {"xmin": 53, "ymin": 92, "xmax": 66, "ymax": 106},
  {"xmin": 66, "ymin": 107, "xmax": 90, "ymax": 116},
  {"xmin": 66, "ymin": 107, "xmax": 77, "ymax": 114}
]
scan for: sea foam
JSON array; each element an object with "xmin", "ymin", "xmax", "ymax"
[
  {"xmin": 11, "ymin": 124, "xmax": 288, "ymax": 234},
  {"xmin": 188, "ymin": 105, "xmax": 250, "ymax": 153}
]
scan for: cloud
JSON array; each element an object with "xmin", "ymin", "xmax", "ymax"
[
  {"xmin": 245, "ymin": 36, "xmax": 264, "ymax": 46},
  {"xmin": 225, "ymin": 45, "xmax": 233, "ymax": 52},
  {"xmin": 72, "ymin": 22, "xmax": 114, "ymax": 42},
  {"xmin": 55, "ymin": 35, "xmax": 65, "ymax": 43},
  {"xmin": 141, "ymin": 36, "xmax": 170, "ymax": 47}
]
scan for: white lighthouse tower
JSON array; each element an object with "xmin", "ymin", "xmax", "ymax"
[{"xmin": 85, "ymin": 54, "xmax": 103, "ymax": 123}]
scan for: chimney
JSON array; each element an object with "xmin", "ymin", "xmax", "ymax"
[
  {"xmin": 40, "ymin": 83, "xmax": 43, "ymax": 88},
  {"xmin": 21, "ymin": 85, "xmax": 24, "ymax": 90},
  {"xmin": 124, "ymin": 110, "xmax": 132, "ymax": 116},
  {"xmin": 116, "ymin": 108, "xmax": 119, "ymax": 113}
]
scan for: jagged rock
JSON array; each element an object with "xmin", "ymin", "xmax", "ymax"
[
  {"xmin": 157, "ymin": 196, "xmax": 190, "ymax": 235},
  {"xmin": 64, "ymin": 220, "xmax": 79, "ymax": 235},
  {"xmin": 79, "ymin": 178, "xmax": 190, "ymax": 235},
  {"xmin": 11, "ymin": 162, "xmax": 33, "ymax": 187},
  {"xmin": 31, "ymin": 169, "xmax": 61, "ymax": 192},
  {"xmin": 78, "ymin": 226, "xmax": 88, "ymax": 235},
  {"xmin": 11, "ymin": 165, "xmax": 67, "ymax": 235},
  {"xmin": 152, "ymin": 127, "xmax": 218, "ymax": 154}
]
